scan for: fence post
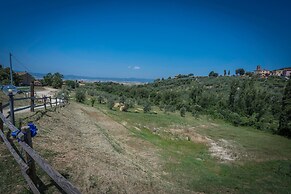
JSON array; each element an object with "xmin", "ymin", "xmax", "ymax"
[
  {"xmin": 21, "ymin": 126, "xmax": 37, "ymax": 185},
  {"xmin": 44, "ymin": 96, "xmax": 47, "ymax": 110},
  {"xmin": 30, "ymin": 82, "xmax": 34, "ymax": 112},
  {"xmin": 55, "ymin": 97, "xmax": 58, "ymax": 106},
  {"xmin": 0, "ymin": 102, "xmax": 3, "ymax": 142},
  {"xmin": 49, "ymin": 96, "xmax": 52, "ymax": 108},
  {"xmin": 9, "ymin": 92, "xmax": 15, "ymax": 125}
]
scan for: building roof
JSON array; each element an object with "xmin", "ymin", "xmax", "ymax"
[
  {"xmin": 16, "ymin": 71, "xmax": 30, "ymax": 76},
  {"xmin": 272, "ymin": 67, "xmax": 291, "ymax": 71}
]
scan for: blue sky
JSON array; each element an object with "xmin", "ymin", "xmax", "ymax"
[{"xmin": 0, "ymin": 0, "xmax": 291, "ymax": 79}]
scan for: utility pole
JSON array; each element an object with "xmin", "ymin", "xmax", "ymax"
[{"xmin": 9, "ymin": 53, "xmax": 13, "ymax": 85}]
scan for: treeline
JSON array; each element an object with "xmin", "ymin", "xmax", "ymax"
[
  {"xmin": 79, "ymin": 75, "xmax": 290, "ymax": 137},
  {"xmin": 0, "ymin": 65, "xmax": 21, "ymax": 86}
]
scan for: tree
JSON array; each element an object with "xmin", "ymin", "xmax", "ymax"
[
  {"xmin": 97, "ymin": 95, "xmax": 103, "ymax": 104},
  {"xmin": 209, "ymin": 71, "xmax": 218, "ymax": 77},
  {"xmin": 235, "ymin": 68, "xmax": 245, "ymax": 76},
  {"xmin": 52, "ymin": 73, "xmax": 63, "ymax": 88},
  {"xmin": 90, "ymin": 97, "xmax": 96, "ymax": 107},
  {"xmin": 0, "ymin": 66, "xmax": 21, "ymax": 86},
  {"xmin": 190, "ymin": 85, "xmax": 202, "ymax": 104},
  {"xmin": 143, "ymin": 102, "xmax": 151, "ymax": 113},
  {"xmin": 75, "ymin": 89, "xmax": 85, "ymax": 103},
  {"xmin": 43, "ymin": 72, "xmax": 63, "ymax": 88},
  {"xmin": 180, "ymin": 107, "xmax": 186, "ymax": 117},
  {"xmin": 278, "ymin": 79, "xmax": 291, "ymax": 138},
  {"xmin": 119, "ymin": 95, "xmax": 126, "ymax": 104},
  {"xmin": 245, "ymin": 72, "xmax": 253, "ymax": 77},
  {"xmin": 224, "ymin": 70, "xmax": 227, "ymax": 76},
  {"xmin": 229, "ymin": 81, "xmax": 238, "ymax": 110},
  {"xmin": 43, "ymin": 73, "xmax": 53, "ymax": 86},
  {"xmin": 65, "ymin": 80, "xmax": 77, "ymax": 89},
  {"xmin": 107, "ymin": 98, "xmax": 114, "ymax": 110},
  {"xmin": 228, "ymin": 70, "xmax": 230, "ymax": 76}
]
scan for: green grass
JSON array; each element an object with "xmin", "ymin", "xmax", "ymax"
[
  {"xmin": 0, "ymin": 145, "xmax": 31, "ymax": 194},
  {"xmin": 94, "ymin": 103, "xmax": 291, "ymax": 194}
]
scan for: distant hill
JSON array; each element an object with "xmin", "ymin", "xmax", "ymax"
[{"xmin": 30, "ymin": 72, "xmax": 153, "ymax": 83}]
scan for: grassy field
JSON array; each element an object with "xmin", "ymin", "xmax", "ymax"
[
  {"xmin": 1, "ymin": 99, "xmax": 291, "ymax": 193},
  {"xmin": 94, "ymin": 103, "xmax": 291, "ymax": 193}
]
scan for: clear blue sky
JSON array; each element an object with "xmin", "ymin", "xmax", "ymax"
[{"xmin": 0, "ymin": 0, "xmax": 290, "ymax": 79}]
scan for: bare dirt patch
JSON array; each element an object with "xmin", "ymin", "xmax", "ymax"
[
  {"xmin": 166, "ymin": 127, "xmax": 240, "ymax": 162},
  {"xmin": 208, "ymin": 139, "xmax": 239, "ymax": 162}
]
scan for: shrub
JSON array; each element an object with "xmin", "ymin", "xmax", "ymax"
[
  {"xmin": 180, "ymin": 107, "xmax": 186, "ymax": 117},
  {"xmin": 75, "ymin": 89, "xmax": 85, "ymax": 103},
  {"xmin": 107, "ymin": 98, "xmax": 114, "ymax": 110},
  {"xmin": 143, "ymin": 102, "xmax": 151, "ymax": 113},
  {"xmin": 90, "ymin": 97, "xmax": 96, "ymax": 107}
]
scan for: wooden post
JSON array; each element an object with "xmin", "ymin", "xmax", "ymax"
[
  {"xmin": 0, "ymin": 102, "xmax": 3, "ymax": 142},
  {"xmin": 49, "ymin": 96, "xmax": 52, "ymax": 108},
  {"xmin": 55, "ymin": 97, "xmax": 58, "ymax": 106},
  {"xmin": 9, "ymin": 92, "xmax": 15, "ymax": 125},
  {"xmin": 21, "ymin": 126, "xmax": 37, "ymax": 184},
  {"xmin": 30, "ymin": 82, "xmax": 34, "ymax": 112},
  {"xmin": 0, "ymin": 102, "xmax": 3, "ymax": 132},
  {"xmin": 43, "ymin": 96, "xmax": 47, "ymax": 110},
  {"xmin": 18, "ymin": 118, "xmax": 22, "ymax": 129}
]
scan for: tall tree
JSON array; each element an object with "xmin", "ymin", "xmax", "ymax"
[
  {"xmin": 235, "ymin": 68, "xmax": 245, "ymax": 76},
  {"xmin": 43, "ymin": 73, "xmax": 53, "ymax": 86},
  {"xmin": 228, "ymin": 70, "xmax": 230, "ymax": 76},
  {"xmin": 52, "ymin": 73, "xmax": 64, "ymax": 88},
  {"xmin": 224, "ymin": 70, "xmax": 227, "ymax": 76},
  {"xmin": 278, "ymin": 79, "xmax": 291, "ymax": 138},
  {"xmin": 209, "ymin": 71, "xmax": 218, "ymax": 77}
]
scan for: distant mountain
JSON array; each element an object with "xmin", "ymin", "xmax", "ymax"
[{"xmin": 30, "ymin": 72, "xmax": 153, "ymax": 83}]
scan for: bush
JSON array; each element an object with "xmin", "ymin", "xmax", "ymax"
[
  {"xmin": 75, "ymin": 89, "xmax": 85, "ymax": 103},
  {"xmin": 107, "ymin": 98, "xmax": 114, "ymax": 110},
  {"xmin": 164, "ymin": 105, "xmax": 176, "ymax": 113},
  {"xmin": 143, "ymin": 102, "xmax": 151, "ymax": 113},
  {"xmin": 97, "ymin": 95, "xmax": 103, "ymax": 104},
  {"xmin": 90, "ymin": 97, "xmax": 96, "ymax": 107},
  {"xmin": 180, "ymin": 107, "xmax": 186, "ymax": 117},
  {"xmin": 57, "ymin": 88, "xmax": 70, "ymax": 101}
]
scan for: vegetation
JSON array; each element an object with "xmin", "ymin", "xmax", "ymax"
[
  {"xmin": 98, "ymin": 102, "xmax": 291, "ymax": 193},
  {"xmin": 0, "ymin": 65, "xmax": 21, "ymax": 86},
  {"xmin": 235, "ymin": 68, "xmax": 245, "ymax": 76},
  {"xmin": 42, "ymin": 72, "xmax": 64, "ymax": 88},
  {"xmin": 65, "ymin": 80, "xmax": 79, "ymax": 90},
  {"xmin": 143, "ymin": 102, "xmax": 151, "ymax": 113},
  {"xmin": 79, "ymin": 75, "xmax": 289, "ymax": 137},
  {"xmin": 180, "ymin": 107, "xmax": 186, "ymax": 117},
  {"xmin": 208, "ymin": 71, "xmax": 219, "ymax": 77},
  {"xmin": 278, "ymin": 79, "xmax": 291, "ymax": 137},
  {"xmin": 90, "ymin": 97, "xmax": 96, "ymax": 107},
  {"xmin": 75, "ymin": 89, "xmax": 86, "ymax": 103}
]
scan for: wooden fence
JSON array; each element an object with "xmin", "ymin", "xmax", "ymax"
[{"xmin": 0, "ymin": 82, "xmax": 80, "ymax": 194}]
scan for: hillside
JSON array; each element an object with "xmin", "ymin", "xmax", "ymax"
[
  {"xmin": 1, "ymin": 76, "xmax": 291, "ymax": 193},
  {"xmin": 1, "ymin": 100, "xmax": 291, "ymax": 193},
  {"xmin": 83, "ymin": 75, "xmax": 288, "ymax": 133}
]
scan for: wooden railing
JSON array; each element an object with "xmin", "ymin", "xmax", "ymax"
[{"xmin": 0, "ymin": 83, "xmax": 79, "ymax": 194}]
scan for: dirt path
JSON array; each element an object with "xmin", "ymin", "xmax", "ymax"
[
  {"xmin": 2, "ymin": 87, "xmax": 60, "ymax": 115},
  {"xmin": 33, "ymin": 102, "xmax": 175, "ymax": 193}
]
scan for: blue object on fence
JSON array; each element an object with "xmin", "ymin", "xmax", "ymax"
[
  {"xmin": 11, "ymin": 129, "xmax": 21, "ymax": 138},
  {"xmin": 28, "ymin": 122, "xmax": 38, "ymax": 137}
]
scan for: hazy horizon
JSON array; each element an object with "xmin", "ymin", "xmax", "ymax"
[{"xmin": 1, "ymin": 0, "xmax": 291, "ymax": 79}]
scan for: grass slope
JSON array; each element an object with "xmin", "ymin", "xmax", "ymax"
[{"xmin": 96, "ymin": 103, "xmax": 291, "ymax": 193}]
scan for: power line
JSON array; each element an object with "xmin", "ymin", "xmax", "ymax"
[{"xmin": 10, "ymin": 54, "xmax": 31, "ymax": 73}]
